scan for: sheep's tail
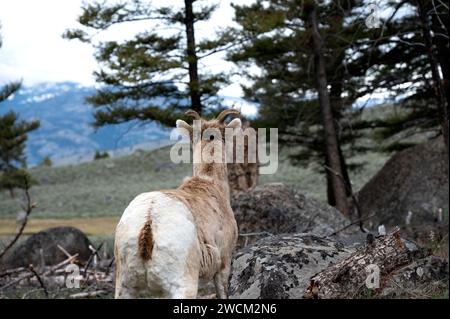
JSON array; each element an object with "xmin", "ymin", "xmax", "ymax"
[{"xmin": 138, "ymin": 216, "xmax": 153, "ymax": 261}]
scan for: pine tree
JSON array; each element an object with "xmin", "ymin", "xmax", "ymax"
[
  {"xmin": 350, "ymin": 0, "xmax": 448, "ymax": 153},
  {"xmin": 0, "ymin": 86, "xmax": 40, "ymax": 197},
  {"xmin": 227, "ymin": 0, "xmax": 373, "ymax": 212},
  {"xmin": 0, "ymin": 27, "xmax": 40, "ymax": 197},
  {"xmin": 40, "ymin": 156, "xmax": 53, "ymax": 167},
  {"xmin": 304, "ymin": 1, "xmax": 350, "ymax": 214},
  {"xmin": 228, "ymin": 0, "xmax": 448, "ymax": 211},
  {"xmin": 64, "ymin": 0, "xmax": 234, "ymax": 127},
  {"xmin": 94, "ymin": 150, "xmax": 109, "ymax": 160}
]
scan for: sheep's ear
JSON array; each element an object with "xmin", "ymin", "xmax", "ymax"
[
  {"xmin": 226, "ymin": 118, "xmax": 242, "ymax": 129},
  {"xmin": 176, "ymin": 119, "xmax": 192, "ymax": 138}
]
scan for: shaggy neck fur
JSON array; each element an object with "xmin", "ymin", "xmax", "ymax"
[{"xmin": 192, "ymin": 144, "xmax": 231, "ymax": 201}]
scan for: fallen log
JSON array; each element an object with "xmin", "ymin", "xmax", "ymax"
[
  {"xmin": 0, "ymin": 254, "xmax": 78, "ymax": 291},
  {"xmin": 304, "ymin": 227, "xmax": 415, "ymax": 299},
  {"xmin": 0, "ymin": 267, "xmax": 27, "ymax": 278},
  {"xmin": 70, "ymin": 290, "xmax": 108, "ymax": 299}
]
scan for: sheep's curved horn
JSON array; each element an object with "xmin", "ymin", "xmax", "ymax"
[
  {"xmin": 216, "ymin": 109, "xmax": 240, "ymax": 123},
  {"xmin": 185, "ymin": 109, "xmax": 201, "ymax": 120}
]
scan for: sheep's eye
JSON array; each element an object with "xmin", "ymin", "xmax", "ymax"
[{"xmin": 209, "ymin": 135, "xmax": 215, "ymax": 141}]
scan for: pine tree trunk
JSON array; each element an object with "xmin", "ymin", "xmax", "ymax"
[
  {"xmin": 330, "ymin": 78, "xmax": 353, "ymax": 200},
  {"xmin": 417, "ymin": 0, "xmax": 449, "ymax": 155},
  {"xmin": 339, "ymin": 144, "xmax": 352, "ymax": 195},
  {"xmin": 325, "ymin": 157, "xmax": 336, "ymax": 207},
  {"xmin": 326, "ymin": 146, "xmax": 354, "ymax": 211},
  {"xmin": 184, "ymin": 0, "xmax": 202, "ymax": 113},
  {"xmin": 432, "ymin": 11, "xmax": 449, "ymax": 110},
  {"xmin": 307, "ymin": 2, "xmax": 349, "ymax": 215}
]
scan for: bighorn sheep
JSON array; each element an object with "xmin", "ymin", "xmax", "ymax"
[{"xmin": 114, "ymin": 109, "xmax": 241, "ymax": 299}]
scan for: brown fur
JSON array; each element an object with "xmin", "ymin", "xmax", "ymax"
[
  {"xmin": 161, "ymin": 176, "xmax": 237, "ymax": 279},
  {"xmin": 160, "ymin": 115, "xmax": 240, "ymax": 281},
  {"xmin": 138, "ymin": 215, "xmax": 153, "ymax": 261}
]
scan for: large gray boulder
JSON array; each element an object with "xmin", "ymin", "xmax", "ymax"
[
  {"xmin": 1, "ymin": 227, "xmax": 92, "ymax": 269},
  {"xmin": 357, "ymin": 137, "xmax": 448, "ymax": 239},
  {"xmin": 231, "ymin": 183, "xmax": 361, "ymax": 247},
  {"xmin": 229, "ymin": 233, "xmax": 354, "ymax": 299},
  {"xmin": 229, "ymin": 232, "xmax": 448, "ymax": 299}
]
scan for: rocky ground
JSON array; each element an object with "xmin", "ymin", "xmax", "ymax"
[
  {"xmin": 1, "ymin": 182, "xmax": 448, "ymax": 299},
  {"xmin": 0, "ymin": 138, "xmax": 448, "ymax": 299}
]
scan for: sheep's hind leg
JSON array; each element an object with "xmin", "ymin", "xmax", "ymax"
[
  {"xmin": 115, "ymin": 284, "xmax": 140, "ymax": 299},
  {"xmin": 115, "ymin": 262, "xmax": 145, "ymax": 298},
  {"xmin": 167, "ymin": 278, "xmax": 199, "ymax": 299},
  {"xmin": 164, "ymin": 266, "xmax": 199, "ymax": 299},
  {"xmin": 214, "ymin": 263, "xmax": 231, "ymax": 299}
]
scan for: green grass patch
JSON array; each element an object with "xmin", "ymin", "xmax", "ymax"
[{"xmin": 0, "ymin": 142, "xmax": 390, "ymax": 219}]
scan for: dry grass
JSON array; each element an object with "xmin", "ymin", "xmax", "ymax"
[
  {"xmin": 0, "ymin": 217, "xmax": 119, "ymax": 237},
  {"xmin": 0, "ymin": 142, "xmax": 391, "ymax": 219}
]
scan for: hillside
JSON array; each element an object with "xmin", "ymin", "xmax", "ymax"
[
  {"xmin": 0, "ymin": 144, "xmax": 390, "ymax": 220},
  {"xmin": 0, "ymin": 82, "xmax": 171, "ymax": 166},
  {"xmin": 1, "ymin": 101, "xmax": 428, "ymax": 221}
]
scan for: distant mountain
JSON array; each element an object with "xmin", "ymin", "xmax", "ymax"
[
  {"xmin": 0, "ymin": 82, "xmax": 171, "ymax": 166},
  {"xmin": 0, "ymin": 82, "xmax": 258, "ymax": 167}
]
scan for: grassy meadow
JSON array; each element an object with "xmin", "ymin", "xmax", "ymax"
[
  {"xmin": 0, "ymin": 144, "xmax": 390, "ymax": 237},
  {"xmin": 1, "ymin": 105, "xmax": 409, "ymax": 240}
]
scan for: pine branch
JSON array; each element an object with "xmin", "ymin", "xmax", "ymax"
[{"xmin": 0, "ymin": 81, "xmax": 21, "ymax": 103}]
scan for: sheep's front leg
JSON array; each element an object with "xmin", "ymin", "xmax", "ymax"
[
  {"xmin": 115, "ymin": 284, "xmax": 140, "ymax": 299},
  {"xmin": 214, "ymin": 263, "xmax": 231, "ymax": 299}
]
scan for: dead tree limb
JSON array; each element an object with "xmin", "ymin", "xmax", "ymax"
[
  {"xmin": 0, "ymin": 254, "xmax": 78, "ymax": 291},
  {"xmin": 83, "ymin": 242, "xmax": 104, "ymax": 276},
  {"xmin": 105, "ymin": 257, "xmax": 115, "ymax": 276},
  {"xmin": 69, "ymin": 290, "xmax": 108, "ymax": 299},
  {"xmin": 0, "ymin": 176, "xmax": 36, "ymax": 260},
  {"xmin": 304, "ymin": 228, "xmax": 413, "ymax": 299},
  {"xmin": 28, "ymin": 264, "xmax": 48, "ymax": 297},
  {"xmin": 0, "ymin": 267, "xmax": 26, "ymax": 278},
  {"xmin": 57, "ymin": 245, "xmax": 74, "ymax": 259},
  {"xmin": 324, "ymin": 213, "xmax": 377, "ymax": 238}
]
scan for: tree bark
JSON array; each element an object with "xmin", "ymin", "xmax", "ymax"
[
  {"xmin": 432, "ymin": 9, "xmax": 449, "ymax": 109},
  {"xmin": 325, "ymin": 157, "xmax": 335, "ymax": 206},
  {"xmin": 184, "ymin": 0, "xmax": 202, "ymax": 113},
  {"xmin": 306, "ymin": 2, "xmax": 350, "ymax": 215},
  {"xmin": 325, "ymin": 144, "xmax": 353, "ymax": 207},
  {"xmin": 304, "ymin": 228, "xmax": 412, "ymax": 299},
  {"xmin": 329, "ymin": 76, "xmax": 353, "ymax": 203},
  {"xmin": 417, "ymin": 0, "xmax": 449, "ymax": 155}
]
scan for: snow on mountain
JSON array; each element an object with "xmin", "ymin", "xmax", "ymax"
[
  {"xmin": 1, "ymin": 82, "xmax": 170, "ymax": 166},
  {"xmin": 1, "ymin": 81, "xmax": 259, "ymax": 167}
]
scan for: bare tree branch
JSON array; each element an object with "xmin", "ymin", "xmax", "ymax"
[
  {"xmin": 0, "ymin": 176, "xmax": 36, "ymax": 260},
  {"xmin": 28, "ymin": 264, "xmax": 48, "ymax": 297}
]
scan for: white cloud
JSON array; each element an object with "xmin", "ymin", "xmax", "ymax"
[
  {"xmin": 0, "ymin": 0, "xmax": 257, "ymax": 99},
  {"xmin": 0, "ymin": 0, "xmax": 97, "ymax": 86}
]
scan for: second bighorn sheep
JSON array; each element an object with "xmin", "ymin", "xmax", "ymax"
[{"xmin": 114, "ymin": 109, "xmax": 241, "ymax": 298}]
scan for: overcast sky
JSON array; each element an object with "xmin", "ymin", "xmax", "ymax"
[
  {"xmin": 0, "ymin": 0, "xmax": 251, "ymax": 97},
  {"xmin": 0, "ymin": 0, "xmax": 404, "ymax": 106}
]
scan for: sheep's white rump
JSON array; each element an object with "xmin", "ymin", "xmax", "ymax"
[{"xmin": 115, "ymin": 192, "xmax": 200, "ymax": 298}]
